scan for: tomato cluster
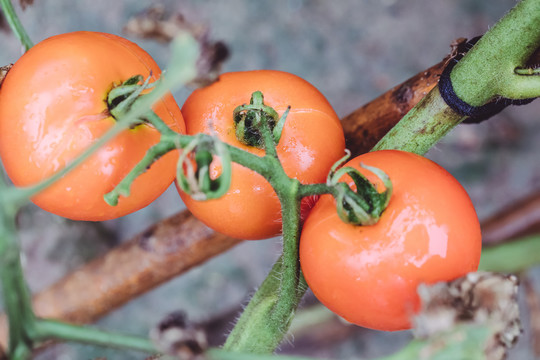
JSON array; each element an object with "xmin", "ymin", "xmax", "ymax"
[{"xmin": 0, "ymin": 32, "xmax": 482, "ymax": 332}]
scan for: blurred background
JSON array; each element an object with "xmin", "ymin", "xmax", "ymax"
[{"xmin": 1, "ymin": 0, "xmax": 539, "ymax": 359}]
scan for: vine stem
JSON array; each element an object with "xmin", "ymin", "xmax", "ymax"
[
  {"xmin": 0, "ymin": 0, "xmax": 33, "ymax": 51},
  {"xmin": 0, "ymin": 171, "xmax": 35, "ymax": 358},
  {"xmin": 372, "ymin": 86, "xmax": 463, "ymax": 154},
  {"xmin": 32, "ymin": 320, "xmax": 157, "ymax": 354},
  {"xmin": 451, "ymin": 0, "xmax": 540, "ymax": 103},
  {"xmin": 221, "ymin": 106, "xmax": 308, "ymax": 353},
  {"xmin": 207, "ymin": 349, "xmax": 324, "ymax": 360},
  {"xmin": 373, "ymin": 0, "xmax": 540, "ymax": 155}
]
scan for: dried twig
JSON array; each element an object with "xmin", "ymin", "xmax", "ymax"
[
  {"xmin": 415, "ymin": 272, "xmax": 521, "ymax": 360},
  {"xmin": 482, "ymin": 194, "xmax": 540, "ymax": 245},
  {"xmin": 0, "ymin": 65, "xmax": 12, "ymax": 88},
  {"xmin": 19, "ymin": 0, "xmax": 33, "ymax": 10},
  {"xmin": 123, "ymin": 6, "xmax": 229, "ymax": 86},
  {"xmin": 523, "ymin": 278, "xmax": 540, "ymax": 356}
]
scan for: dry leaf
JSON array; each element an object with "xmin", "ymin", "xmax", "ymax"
[
  {"xmin": 414, "ymin": 272, "xmax": 521, "ymax": 360},
  {"xmin": 19, "ymin": 0, "xmax": 34, "ymax": 10},
  {"xmin": 123, "ymin": 5, "xmax": 229, "ymax": 86},
  {"xmin": 150, "ymin": 311, "xmax": 208, "ymax": 360},
  {"xmin": 0, "ymin": 65, "xmax": 13, "ymax": 88}
]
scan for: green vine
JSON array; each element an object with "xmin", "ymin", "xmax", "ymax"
[
  {"xmin": 373, "ymin": 0, "xmax": 540, "ymax": 155},
  {"xmin": 0, "ymin": 0, "xmax": 33, "ymax": 51}
]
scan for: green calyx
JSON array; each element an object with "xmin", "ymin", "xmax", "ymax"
[
  {"xmin": 233, "ymin": 91, "xmax": 290, "ymax": 149},
  {"xmin": 107, "ymin": 75, "xmax": 155, "ymax": 126},
  {"xmin": 176, "ymin": 134, "xmax": 232, "ymax": 201},
  {"xmin": 327, "ymin": 151, "xmax": 393, "ymax": 226}
]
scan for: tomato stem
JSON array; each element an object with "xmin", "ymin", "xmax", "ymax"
[
  {"xmin": 174, "ymin": 133, "xmax": 232, "ymax": 201},
  {"xmin": 233, "ymin": 91, "xmax": 288, "ymax": 149},
  {"xmin": 514, "ymin": 66, "xmax": 540, "ymax": 76},
  {"xmin": 326, "ymin": 159, "xmax": 393, "ymax": 226},
  {"xmin": 107, "ymin": 75, "xmax": 155, "ymax": 125},
  {"xmin": 0, "ymin": 0, "xmax": 33, "ymax": 52}
]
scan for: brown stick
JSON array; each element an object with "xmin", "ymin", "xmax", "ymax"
[
  {"xmin": 481, "ymin": 193, "xmax": 540, "ymax": 245},
  {"xmin": 524, "ymin": 277, "xmax": 540, "ymax": 357}
]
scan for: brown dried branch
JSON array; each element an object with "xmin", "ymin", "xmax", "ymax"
[
  {"xmin": 523, "ymin": 277, "xmax": 540, "ymax": 357},
  {"xmin": 123, "ymin": 6, "xmax": 229, "ymax": 87},
  {"xmin": 341, "ymin": 60, "xmax": 446, "ymax": 155},
  {"xmin": 414, "ymin": 272, "xmax": 521, "ymax": 360},
  {"xmin": 482, "ymin": 193, "xmax": 540, "ymax": 245},
  {"xmin": 0, "ymin": 65, "xmax": 12, "ymax": 88},
  {"xmin": 19, "ymin": 0, "xmax": 33, "ymax": 10}
]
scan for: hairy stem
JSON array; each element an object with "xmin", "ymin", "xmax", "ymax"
[
  {"xmin": 372, "ymin": 87, "xmax": 464, "ymax": 155},
  {"xmin": 223, "ymin": 167, "xmax": 306, "ymax": 352}
]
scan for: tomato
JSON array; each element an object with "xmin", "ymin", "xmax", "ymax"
[
  {"xmin": 299, "ymin": 150, "xmax": 482, "ymax": 331},
  {"xmin": 178, "ymin": 70, "xmax": 345, "ymax": 240},
  {"xmin": 0, "ymin": 31, "xmax": 185, "ymax": 221}
]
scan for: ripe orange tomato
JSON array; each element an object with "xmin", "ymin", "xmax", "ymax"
[
  {"xmin": 0, "ymin": 31, "xmax": 185, "ymax": 220},
  {"xmin": 299, "ymin": 150, "xmax": 482, "ymax": 331},
  {"xmin": 178, "ymin": 70, "xmax": 345, "ymax": 240}
]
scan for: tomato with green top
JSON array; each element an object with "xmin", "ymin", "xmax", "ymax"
[
  {"xmin": 300, "ymin": 150, "xmax": 482, "ymax": 331},
  {"xmin": 178, "ymin": 70, "xmax": 345, "ymax": 240},
  {"xmin": 0, "ymin": 31, "xmax": 184, "ymax": 220}
]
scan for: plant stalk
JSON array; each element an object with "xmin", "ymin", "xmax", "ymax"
[
  {"xmin": 32, "ymin": 320, "xmax": 158, "ymax": 354},
  {"xmin": 0, "ymin": 0, "xmax": 33, "ymax": 51},
  {"xmin": 373, "ymin": 0, "xmax": 540, "ymax": 155}
]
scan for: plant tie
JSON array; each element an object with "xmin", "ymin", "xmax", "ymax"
[{"xmin": 438, "ymin": 36, "xmax": 536, "ymax": 124}]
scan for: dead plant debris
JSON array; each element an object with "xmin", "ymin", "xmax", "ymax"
[
  {"xmin": 414, "ymin": 272, "xmax": 521, "ymax": 360},
  {"xmin": 123, "ymin": 5, "xmax": 229, "ymax": 87}
]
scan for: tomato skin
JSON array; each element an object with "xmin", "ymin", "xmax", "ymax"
[
  {"xmin": 0, "ymin": 32, "xmax": 185, "ymax": 221},
  {"xmin": 299, "ymin": 150, "xmax": 482, "ymax": 331},
  {"xmin": 178, "ymin": 70, "xmax": 345, "ymax": 240}
]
